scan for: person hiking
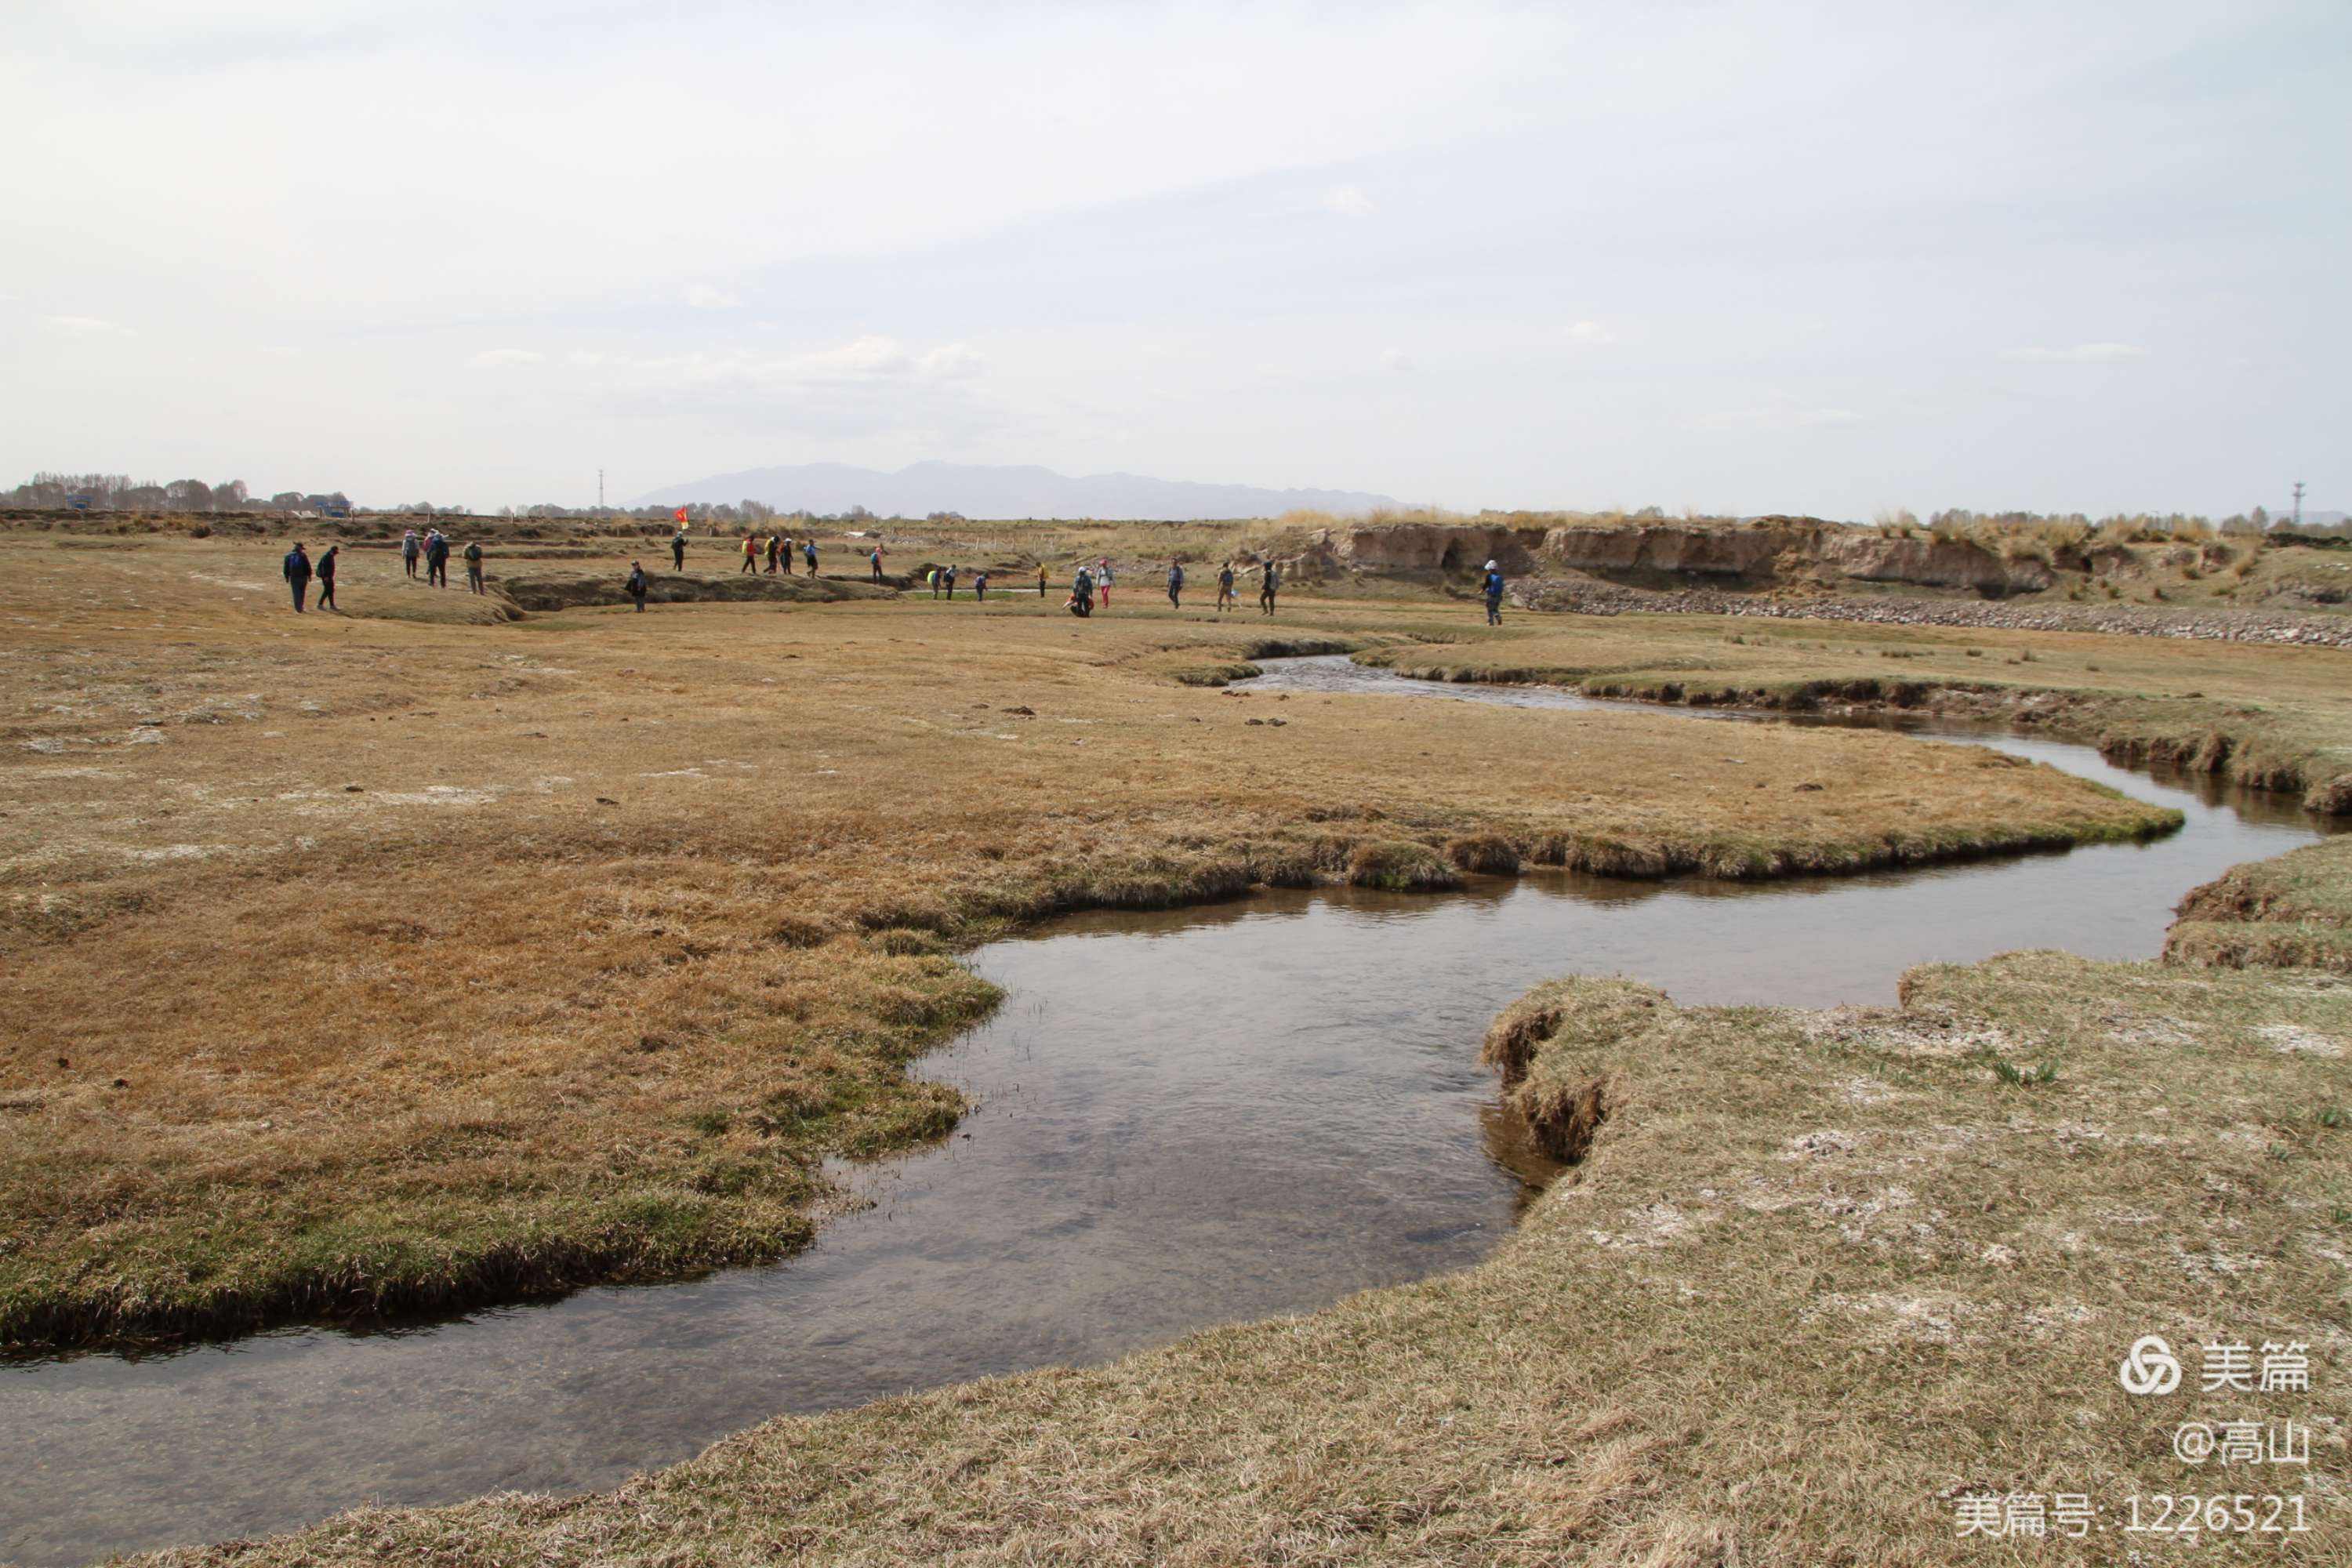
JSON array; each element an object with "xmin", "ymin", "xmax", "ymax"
[
  {"xmin": 464, "ymin": 539, "xmax": 486, "ymax": 594},
  {"xmin": 1216, "ymin": 560, "xmax": 1236, "ymax": 612},
  {"xmin": 803, "ymin": 538, "xmax": 818, "ymax": 575},
  {"xmin": 1167, "ymin": 559, "xmax": 1184, "ymax": 609},
  {"xmin": 740, "ymin": 534, "xmax": 759, "ymax": 575},
  {"xmin": 1096, "ymin": 557, "xmax": 1114, "ymax": 607},
  {"xmin": 1258, "ymin": 559, "xmax": 1279, "ymax": 615},
  {"xmin": 1482, "ymin": 558, "xmax": 1505, "ymax": 626},
  {"xmin": 282, "ymin": 541, "xmax": 312, "ymax": 612},
  {"xmin": 1069, "ymin": 563, "xmax": 1094, "ymax": 618},
  {"xmin": 869, "ymin": 545, "xmax": 885, "ymax": 583},
  {"xmin": 425, "ymin": 530, "xmax": 451, "ymax": 587},
  {"xmin": 765, "ymin": 533, "xmax": 782, "ymax": 574},
  {"xmin": 974, "ymin": 569, "xmax": 989, "ymax": 603},
  {"xmin": 626, "ymin": 560, "xmax": 649, "ymax": 611},
  {"xmin": 1038, "ymin": 563, "xmax": 1048, "ymax": 597},
  {"xmin": 315, "ymin": 544, "xmax": 339, "ymax": 611},
  {"xmin": 401, "ymin": 529, "xmax": 421, "ymax": 579},
  {"xmin": 926, "ymin": 566, "xmax": 940, "ymax": 598},
  {"xmin": 670, "ymin": 528, "xmax": 688, "ymax": 571},
  {"xmin": 943, "ymin": 564, "xmax": 958, "ymax": 599}
]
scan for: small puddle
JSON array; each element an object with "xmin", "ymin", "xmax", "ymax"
[{"xmin": 0, "ymin": 657, "xmax": 2328, "ymax": 1565}]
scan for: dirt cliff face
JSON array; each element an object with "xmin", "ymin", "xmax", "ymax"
[
  {"xmin": 1326, "ymin": 518, "xmax": 2055, "ymax": 597},
  {"xmin": 1327, "ymin": 524, "xmax": 1546, "ymax": 574},
  {"xmin": 1543, "ymin": 521, "xmax": 1806, "ymax": 579},
  {"xmin": 1814, "ymin": 529, "xmax": 2054, "ymax": 594}
]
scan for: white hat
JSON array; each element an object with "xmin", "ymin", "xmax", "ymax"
[{"xmin": 1483, "ymin": 559, "xmax": 1497, "ymax": 570}]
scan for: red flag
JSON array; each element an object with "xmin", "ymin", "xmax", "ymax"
[{"xmin": 673, "ymin": 506, "xmax": 688, "ymax": 525}]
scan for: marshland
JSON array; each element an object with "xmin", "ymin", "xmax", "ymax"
[{"xmin": 4, "ymin": 516, "xmax": 2350, "ymax": 1563}]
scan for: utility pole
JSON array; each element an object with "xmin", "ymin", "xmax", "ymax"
[
  {"xmin": 598, "ymin": 468, "xmax": 606, "ymax": 514},
  {"xmin": 2292, "ymin": 480, "xmax": 2304, "ymax": 528}
]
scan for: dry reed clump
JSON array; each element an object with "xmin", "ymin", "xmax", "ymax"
[
  {"xmin": 0, "ymin": 539, "xmax": 2184, "ymax": 1348},
  {"xmin": 1345, "ymin": 838, "xmax": 1460, "ymax": 891}
]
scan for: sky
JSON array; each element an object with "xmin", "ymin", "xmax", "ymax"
[{"xmin": 1, "ymin": 0, "xmax": 2343, "ymax": 518}]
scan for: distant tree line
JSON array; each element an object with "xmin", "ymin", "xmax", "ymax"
[
  {"xmin": 5, "ymin": 473, "xmax": 355, "ymax": 515},
  {"xmin": 3, "ymin": 477, "xmax": 927, "ymax": 526}
]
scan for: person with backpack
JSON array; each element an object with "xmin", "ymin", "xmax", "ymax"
[
  {"xmin": 283, "ymin": 541, "xmax": 313, "ymax": 612},
  {"xmin": 425, "ymin": 530, "xmax": 451, "ymax": 587},
  {"xmin": 943, "ymin": 564, "xmax": 958, "ymax": 599},
  {"xmin": 1258, "ymin": 559, "xmax": 1279, "ymax": 615},
  {"xmin": 315, "ymin": 545, "xmax": 339, "ymax": 611},
  {"xmin": 974, "ymin": 568, "xmax": 989, "ymax": 603},
  {"xmin": 401, "ymin": 529, "xmax": 421, "ymax": 579},
  {"xmin": 1166, "ymin": 559, "xmax": 1184, "ymax": 609},
  {"xmin": 1068, "ymin": 563, "xmax": 1094, "ymax": 617},
  {"xmin": 464, "ymin": 539, "xmax": 486, "ymax": 594},
  {"xmin": 926, "ymin": 566, "xmax": 940, "ymax": 598},
  {"xmin": 740, "ymin": 534, "xmax": 759, "ymax": 575},
  {"xmin": 1216, "ymin": 561, "xmax": 1236, "ymax": 612},
  {"xmin": 764, "ymin": 533, "xmax": 782, "ymax": 574},
  {"xmin": 803, "ymin": 538, "xmax": 818, "ymax": 576},
  {"xmin": 671, "ymin": 528, "xmax": 688, "ymax": 572},
  {"xmin": 869, "ymin": 545, "xmax": 885, "ymax": 583},
  {"xmin": 1482, "ymin": 559, "xmax": 1505, "ymax": 626},
  {"xmin": 626, "ymin": 560, "xmax": 649, "ymax": 612}
]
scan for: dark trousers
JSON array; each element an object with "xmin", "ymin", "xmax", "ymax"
[
  {"xmin": 672, "ymin": 547, "xmax": 684, "ymax": 570},
  {"xmin": 429, "ymin": 561, "xmax": 446, "ymax": 586},
  {"xmin": 318, "ymin": 578, "xmax": 336, "ymax": 609},
  {"xmin": 469, "ymin": 566, "xmax": 485, "ymax": 594},
  {"xmin": 289, "ymin": 580, "xmax": 307, "ymax": 612}
]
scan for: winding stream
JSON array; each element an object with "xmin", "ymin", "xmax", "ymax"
[{"xmin": 1, "ymin": 657, "xmax": 2329, "ymax": 1566}]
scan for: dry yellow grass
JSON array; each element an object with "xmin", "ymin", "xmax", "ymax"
[{"xmin": 0, "ymin": 538, "xmax": 2173, "ymax": 1349}]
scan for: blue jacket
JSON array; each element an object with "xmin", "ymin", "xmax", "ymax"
[{"xmin": 1483, "ymin": 570, "xmax": 1504, "ymax": 599}]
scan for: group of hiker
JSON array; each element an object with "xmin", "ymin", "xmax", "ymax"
[
  {"xmin": 1061, "ymin": 557, "xmax": 1278, "ymax": 618},
  {"xmin": 278, "ymin": 529, "xmax": 490, "ymax": 612},
  {"xmin": 724, "ymin": 528, "xmax": 824, "ymax": 578},
  {"xmin": 281, "ymin": 530, "xmax": 1508, "ymax": 624}
]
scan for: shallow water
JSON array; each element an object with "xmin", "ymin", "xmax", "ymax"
[{"xmin": 0, "ymin": 657, "xmax": 2327, "ymax": 1566}]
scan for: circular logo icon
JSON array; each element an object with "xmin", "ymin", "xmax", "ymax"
[{"xmin": 2119, "ymin": 1335, "xmax": 2182, "ymax": 1396}]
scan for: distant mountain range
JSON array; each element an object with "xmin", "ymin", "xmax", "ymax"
[{"xmin": 630, "ymin": 461, "xmax": 1399, "ymax": 521}]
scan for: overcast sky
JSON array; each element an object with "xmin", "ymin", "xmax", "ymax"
[{"xmin": 2, "ymin": 1, "xmax": 2343, "ymax": 517}]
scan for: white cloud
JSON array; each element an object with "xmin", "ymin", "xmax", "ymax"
[
  {"xmin": 1322, "ymin": 183, "xmax": 1376, "ymax": 218},
  {"xmin": 682, "ymin": 283, "xmax": 742, "ymax": 310},
  {"xmin": 1695, "ymin": 400, "xmax": 1863, "ymax": 433},
  {"xmin": 467, "ymin": 347, "xmax": 543, "ymax": 368},
  {"xmin": 1566, "ymin": 320, "xmax": 1617, "ymax": 345},
  {"xmin": 578, "ymin": 335, "xmax": 982, "ymax": 399},
  {"xmin": 1380, "ymin": 347, "xmax": 1414, "ymax": 372},
  {"xmin": 1999, "ymin": 342, "xmax": 2149, "ymax": 363},
  {"xmin": 45, "ymin": 314, "xmax": 134, "ymax": 336}
]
